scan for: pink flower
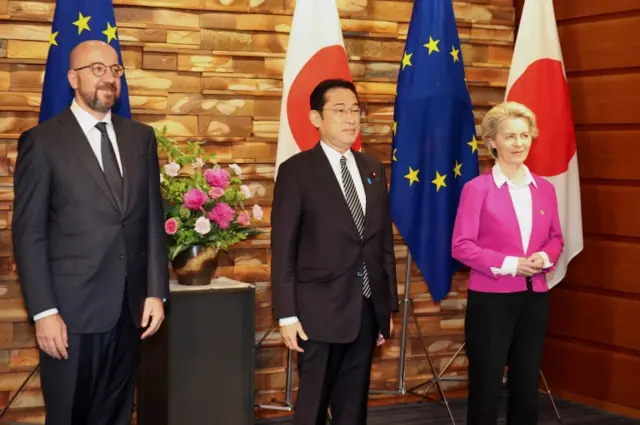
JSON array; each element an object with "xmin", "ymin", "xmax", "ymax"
[
  {"xmin": 165, "ymin": 218, "xmax": 179, "ymax": 235},
  {"xmin": 194, "ymin": 216, "xmax": 211, "ymax": 235},
  {"xmin": 183, "ymin": 188, "xmax": 208, "ymax": 211},
  {"xmin": 209, "ymin": 187, "xmax": 225, "ymax": 199},
  {"xmin": 237, "ymin": 211, "xmax": 250, "ymax": 226},
  {"xmin": 204, "ymin": 168, "xmax": 230, "ymax": 189},
  {"xmin": 252, "ymin": 204, "xmax": 264, "ymax": 220},
  {"xmin": 208, "ymin": 202, "xmax": 235, "ymax": 229}
]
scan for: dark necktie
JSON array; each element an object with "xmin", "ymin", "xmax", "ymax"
[
  {"xmin": 340, "ymin": 156, "xmax": 371, "ymax": 298},
  {"xmin": 95, "ymin": 122, "xmax": 123, "ymax": 206}
]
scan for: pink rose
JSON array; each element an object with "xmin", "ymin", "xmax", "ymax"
[
  {"xmin": 208, "ymin": 202, "xmax": 235, "ymax": 229},
  {"xmin": 252, "ymin": 204, "xmax": 264, "ymax": 220},
  {"xmin": 183, "ymin": 188, "xmax": 208, "ymax": 211},
  {"xmin": 209, "ymin": 187, "xmax": 225, "ymax": 199},
  {"xmin": 237, "ymin": 211, "xmax": 250, "ymax": 226},
  {"xmin": 204, "ymin": 168, "xmax": 230, "ymax": 189},
  {"xmin": 165, "ymin": 218, "xmax": 179, "ymax": 235}
]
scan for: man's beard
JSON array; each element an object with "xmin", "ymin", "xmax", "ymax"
[{"xmin": 81, "ymin": 83, "xmax": 119, "ymax": 113}]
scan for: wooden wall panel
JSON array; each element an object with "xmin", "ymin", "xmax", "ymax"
[
  {"xmin": 0, "ymin": 0, "xmax": 515, "ymax": 421},
  {"xmin": 539, "ymin": 0, "xmax": 640, "ymax": 417},
  {"xmin": 544, "ymin": 339, "xmax": 640, "ymax": 411}
]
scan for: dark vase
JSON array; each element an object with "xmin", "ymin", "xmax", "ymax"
[{"xmin": 171, "ymin": 245, "xmax": 218, "ymax": 286}]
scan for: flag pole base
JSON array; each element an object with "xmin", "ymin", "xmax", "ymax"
[{"xmin": 369, "ymin": 252, "xmax": 456, "ymax": 424}]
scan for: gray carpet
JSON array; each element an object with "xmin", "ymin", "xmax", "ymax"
[{"xmin": 256, "ymin": 395, "xmax": 640, "ymax": 424}]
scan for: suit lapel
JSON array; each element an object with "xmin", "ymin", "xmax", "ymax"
[
  {"xmin": 311, "ymin": 144, "xmax": 361, "ymax": 240},
  {"xmin": 112, "ymin": 115, "xmax": 134, "ymax": 215},
  {"xmin": 59, "ymin": 109, "xmax": 120, "ymax": 214}
]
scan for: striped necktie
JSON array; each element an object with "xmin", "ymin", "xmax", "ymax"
[{"xmin": 340, "ymin": 156, "xmax": 371, "ymax": 298}]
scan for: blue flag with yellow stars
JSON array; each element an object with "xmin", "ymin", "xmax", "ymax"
[
  {"xmin": 389, "ymin": 0, "xmax": 479, "ymax": 302},
  {"xmin": 39, "ymin": 0, "xmax": 131, "ymax": 123}
]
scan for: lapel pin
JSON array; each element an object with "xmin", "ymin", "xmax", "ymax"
[{"xmin": 367, "ymin": 178, "xmax": 372, "ymax": 184}]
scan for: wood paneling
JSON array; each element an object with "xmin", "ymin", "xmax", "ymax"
[
  {"xmin": 543, "ymin": 339, "xmax": 640, "ymax": 412},
  {"xmin": 576, "ymin": 130, "xmax": 640, "ymax": 180},
  {"xmin": 0, "ymin": 0, "xmax": 515, "ymax": 420},
  {"xmin": 568, "ymin": 74, "xmax": 640, "ymax": 125},
  {"xmin": 549, "ymin": 288, "xmax": 640, "ymax": 352},
  {"xmin": 539, "ymin": 0, "xmax": 640, "ymax": 415},
  {"xmin": 565, "ymin": 238, "xmax": 640, "ymax": 295}
]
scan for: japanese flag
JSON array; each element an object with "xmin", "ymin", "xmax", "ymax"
[
  {"xmin": 274, "ymin": 0, "xmax": 360, "ymax": 180},
  {"xmin": 505, "ymin": 0, "xmax": 583, "ymax": 288}
]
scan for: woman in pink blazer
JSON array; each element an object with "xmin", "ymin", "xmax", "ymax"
[{"xmin": 452, "ymin": 101, "xmax": 564, "ymax": 425}]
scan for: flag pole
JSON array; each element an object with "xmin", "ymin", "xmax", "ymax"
[
  {"xmin": 369, "ymin": 252, "xmax": 413, "ymax": 396},
  {"xmin": 254, "ymin": 321, "xmax": 294, "ymax": 412},
  {"xmin": 369, "ymin": 252, "xmax": 456, "ymax": 424}
]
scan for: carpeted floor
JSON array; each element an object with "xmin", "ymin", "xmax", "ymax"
[{"xmin": 256, "ymin": 395, "xmax": 640, "ymax": 424}]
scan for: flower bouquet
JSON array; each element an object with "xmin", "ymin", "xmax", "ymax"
[{"xmin": 156, "ymin": 128, "xmax": 263, "ymax": 285}]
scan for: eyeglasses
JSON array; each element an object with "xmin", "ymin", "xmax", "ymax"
[
  {"xmin": 73, "ymin": 62, "xmax": 125, "ymax": 78},
  {"xmin": 323, "ymin": 106, "xmax": 362, "ymax": 119}
]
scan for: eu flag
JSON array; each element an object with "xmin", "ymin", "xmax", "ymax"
[
  {"xmin": 39, "ymin": 0, "xmax": 131, "ymax": 123},
  {"xmin": 390, "ymin": 0, "xmax": 479, "ymax": 302}
]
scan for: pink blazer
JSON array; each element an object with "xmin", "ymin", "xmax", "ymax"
[{"xmin": 451, "ymin": 171, "xmax": 564, "ymax": 293}]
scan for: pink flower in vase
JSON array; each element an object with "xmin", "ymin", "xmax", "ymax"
[
  {"xmin": 204, "ymin": 168, "xmax": 230, "ymax": 189},
  {"xmin": 237, "ymin": 211, "xmax": 250, "ymax": 226},
  {"xmin": 165, "ymin": 218, "xmax": 179, "ymax": 235},
  {"xmin": 209, "ymin": 187, "xmax": 225, "ymax": 199},
  {"xmin": 183, "ymin": 188, "xmax": 208, "ymax": 211},
  {"xmin": 208, "ymin": 202, "xmax": 235, "ymax": 229}
]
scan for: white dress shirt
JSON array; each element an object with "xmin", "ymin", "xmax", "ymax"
[
  {"xmin": 33, "ymin": 100, "xmax": 123, "ymax": 321},
  {"xmin": 489, "ymin": 164, "xmax": 552, "ymax": 276},
  {"xmin": 279, "ymin": 141, "xmax": 366, "ymax": 326}
]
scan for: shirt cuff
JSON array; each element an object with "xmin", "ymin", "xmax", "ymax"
[
  {"xmin": 33, "ymin": 308, "xmax": 58, "ymax": 321},
  {"xmin": 537, "ymin": 251, "xmax": 553, "ymax": 269},
  {"xmin": 490, "ymin": 256, "xmax": 518, "ymax": 277},
  {"xmin": 279, "ymin": 316, "xmax": 299, "ymax": 326}
]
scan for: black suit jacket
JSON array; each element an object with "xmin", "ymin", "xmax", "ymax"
[
  {"xmin": 271, "ymin": 143, "xmax": 399, "ymax": 344},
  {"xmin": 12, "ymin": 108, "xmax": 169, "ymax": 334}
]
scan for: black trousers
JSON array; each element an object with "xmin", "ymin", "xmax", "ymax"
[
  {"xmin": 293, "ymin": 296, "xmax": 378, "ymax": 425},
  {"xmin": 465, "ymin": 277, "xmax": 550, "ymax": 425},
  {"xmin": 39, "ymin": 294, "xmax": 141, "ymax": 425}
]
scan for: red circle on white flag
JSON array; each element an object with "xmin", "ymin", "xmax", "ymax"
[
  {"xmin": 506, "ymin": 58, "xmax": 576, "ymax": 177},
  {"xmin": 287, "ymin": 45, "xmax": 361, "ymax": 152}
]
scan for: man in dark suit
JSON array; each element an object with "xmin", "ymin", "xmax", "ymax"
[
  {"xmin": 11, "ymin": 39, "xmax": 168, "ymax": 425},
  {"xmin": 271, "ymin": 79, "xmax": 399, "ymax": 425}
]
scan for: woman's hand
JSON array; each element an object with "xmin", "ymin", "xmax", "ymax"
[
  {"xmin": 527, "ymin": 253, "xmax": 545, "ymax": 269},
  {"xmin": 516, "ymin": 257, "xmax": 542, "ymax": 276}
]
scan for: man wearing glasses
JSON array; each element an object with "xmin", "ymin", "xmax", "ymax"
[
  {"xmin": 12, "ymin": 39, "xmax": 168, "ymax": 425},
  {"xmin": 271, "ymin": 79, "xmax": 399, "ymax": 425}
]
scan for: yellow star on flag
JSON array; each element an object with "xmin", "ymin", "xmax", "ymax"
[
  {"xmin": 404, "ymin": 167, "xmax": 419, "ymax": 186},
  {"xmin": 392, "ymin": 148, "xmax": 397, "ymax": 162},
  {"xmin": 401, "ymin": 52, "xmax": 413, "ymax": 70},
  {"xmin": 49, "ymin": 31, "xmax": 59, "ymax": 46},
  {"xmin": 73, "ymin": 12, "xmax": 91, "ymax": 35},
  {"xmin": 453, "ymin": 161, "xmax": 462, "ymax": 177},
  {"xmin": 392, "ymin": 120, "xmax": 397, "ymax": 135},
  {"xmin": 450, "ymin": 45, "xmax": 460, "ymax": 62},
  {"xmin": 103, "ymin": 22, "xmax": 118, "ymax": 44},
  {"xmin": 431, "ymin": 171, "xmax": 447, "ymax": 191},
  {"xmin": 468, "ymin": 135, "xmax": 478, "ymax": 154},
  {"xmin": 423, "ymin": 36, "xmax": 440, "ymax": 55}
]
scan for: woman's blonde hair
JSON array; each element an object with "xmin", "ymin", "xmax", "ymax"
[{"xmin": 480, "ymin": 101, "xmax": 539, "ymax": 159}]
